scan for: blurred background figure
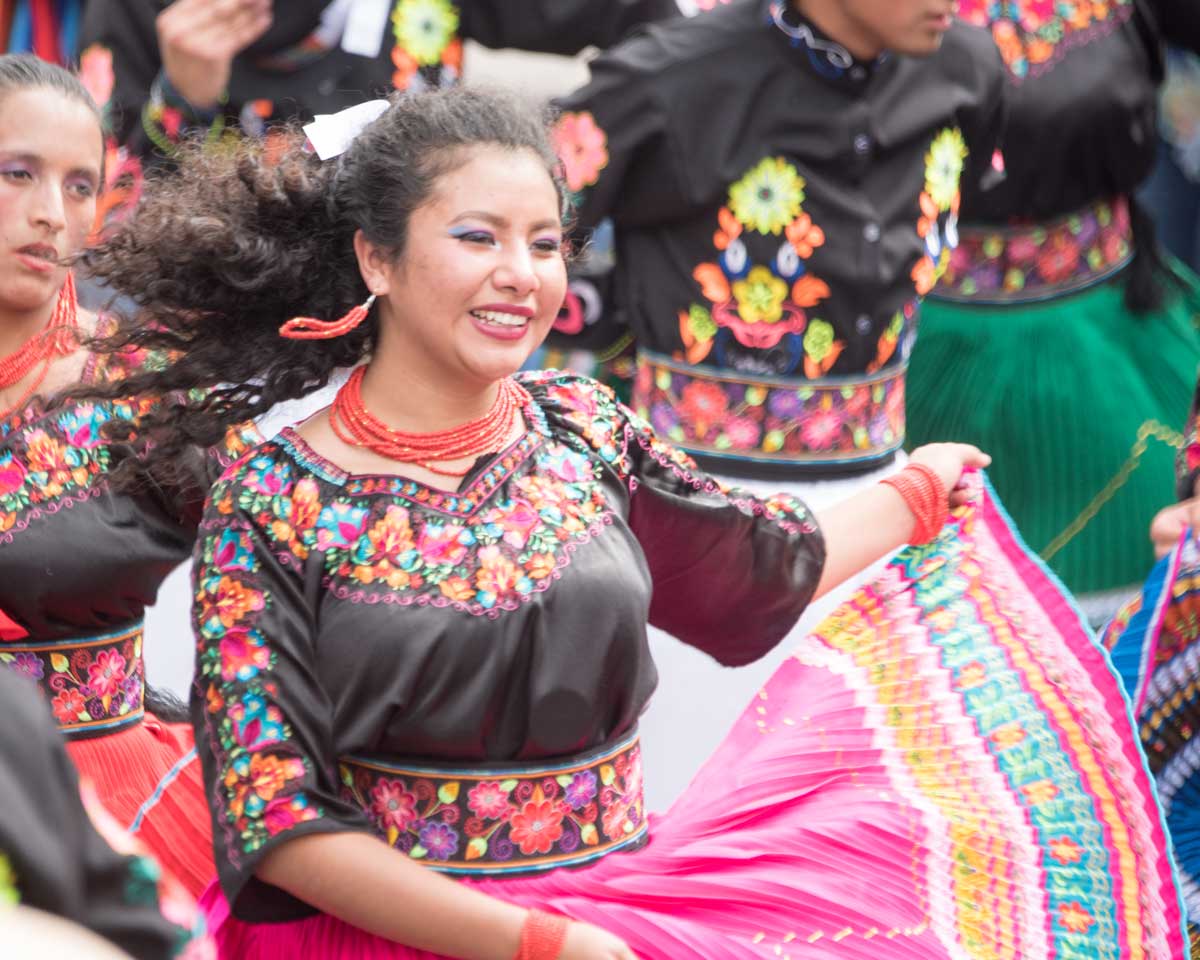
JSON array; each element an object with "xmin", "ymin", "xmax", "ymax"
[
  {"xmin": 907, "ymin": 0, "xmax": 1200, "ymax": 624},
  {"xmin": 0, "ymin": 669, "xmax": 211, "ymax": 960}
]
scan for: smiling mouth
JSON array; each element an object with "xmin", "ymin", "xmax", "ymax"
[{"xmin": 470, "ymin": 309, "xmax": 529, "ymax": 328}]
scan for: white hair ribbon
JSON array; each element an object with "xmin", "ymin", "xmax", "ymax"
[{"xmin": 303, "ymin": 99, "xmax": 390, "ymax": 161}]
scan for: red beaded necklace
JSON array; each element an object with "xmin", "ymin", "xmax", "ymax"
[
  {"xmin": 330, "ymin": 365, "xmax": 531, "ymax": 477},
  {"xmin": 0, "ymin": 273, "xmax": 79, "ymax": 421}
]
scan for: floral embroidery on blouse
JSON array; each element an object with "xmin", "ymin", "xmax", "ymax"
[
  {"xmin": 911, "ymin": 127, "xmax": 965, "ymax": 296},
  {"xmin": 956, "ymin": 0, "xmax": 1134, "ymax": 80},
  {"xmin": 0, "ymin": 400, "xmax": 151, "ymax": 537},
  {"xmin": 195, "ymin": 528, "xmax": 322, "ymax": 855},
  {"xmin": 551, "ymin": 111, "xmax": 610, "ymax": 195},
  {"xmin": 677, "ymin": 156, "xmax": 834, "ymax": 371},
  {"xmin": 390, "ymin": 0, "xmax": 463, "ymax": 92}
]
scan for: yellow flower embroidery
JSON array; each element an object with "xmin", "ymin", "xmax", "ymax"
[
  {"xmin": 924, "ymin": 127, "xmax": 968, "ymax": 213},
  {"xmin": 728, "ymin": 157, "xmax": 806, "ymax": 235},
  {"xmin": 731, "ymin": 266, "xmax": 789, "ymax": 324},
  {"xmin": 392, "ymin": 0, "xmax": 460, "ymax": 66}
]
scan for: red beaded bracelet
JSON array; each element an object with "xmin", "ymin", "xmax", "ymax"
[
  {"xmin": 515, "ymin": 909, "xmax": 569, "ymax": 960},
  {"xmin": 880, "ymin": 463, "xmax": 949, "ymax": 545}
]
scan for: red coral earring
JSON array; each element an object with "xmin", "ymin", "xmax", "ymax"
[{"xmin": 279, "ymin": 293, "xmax": 377, "ymax": 340}]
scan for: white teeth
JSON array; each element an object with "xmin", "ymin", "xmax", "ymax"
[{"xmin": 471, "ymin": 309, "xmax": 528, "ymax": 327}]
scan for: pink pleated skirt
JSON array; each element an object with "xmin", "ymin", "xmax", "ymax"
[{"xmin": 200, "ymin": 479, "xmax": 1188, "ymax": 958}]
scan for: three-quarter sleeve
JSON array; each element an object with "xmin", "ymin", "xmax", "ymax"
[
  {"xmin": 190, "ymin": 460, "xmax": 369, "ymax": 922},
  {"xmin": 0, "ymin": 672, "xmax": 194, "ymax": 960},
  {"xmin": 1179, "ymin": 379, "xmax": 1200, "ymax": 501},
  {"xmin": 535, "ymin": 373, "xmax": 826, "ymax": 665},
  {"xmin": 958, "ymin": 32, "xmax": 1009, "ymax": 198},
  {"xmin": 462, "ymin": 0, "xmax": 679, "ymax": 55}
]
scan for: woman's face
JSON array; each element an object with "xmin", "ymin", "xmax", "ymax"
[
  {"xmin": 360, "ymin": 144, "xmax": 567, "ymax": 390},
  {"xmin": 0, "ymin": 87, "xmax": 101, "ymax": 319}
]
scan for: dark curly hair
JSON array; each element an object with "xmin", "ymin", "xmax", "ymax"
[{"xmin": 81, "ymin": 86, "xmax": 566, "ymax": 483}]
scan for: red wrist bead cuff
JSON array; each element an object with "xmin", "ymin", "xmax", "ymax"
[
  {"xmin": 515, "ymin": 909, "xmax": 569, "ymax": 960},
  {"xmin": 880, "ymin": 463, "xmax": 949, "ymax": 545}
]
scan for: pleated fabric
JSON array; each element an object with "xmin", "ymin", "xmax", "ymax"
[
  {"xmin": 200, "ymin": 476, "xmax": 1187, "ymax": 959},
  {"xmin": 907, "ymin": 267, "xmax": 1200, "ymax": 604},
  {"xmin": 66, "ymin": 712, "xmax": 214, "ymax": 899},
  {"xmin": 1103, "ymin": 533, "xmax": 1200, "ymax": 956}
]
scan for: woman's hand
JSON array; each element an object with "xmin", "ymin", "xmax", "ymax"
[
  {"xmin": 559, "ymin": 921, "xmax": 639, "ymax": 959},
  {"xmin": 908, "ymin": 442, "xmax": 992, "ymax": 508},
  {"xmin": 1150, "ymin": 497, "xmax": 1200, "ymax": 558}
]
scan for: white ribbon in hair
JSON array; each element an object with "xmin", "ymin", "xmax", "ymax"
[{"xmin": 303, "ymin": 99, "xmax": 390, "ymax": 161}]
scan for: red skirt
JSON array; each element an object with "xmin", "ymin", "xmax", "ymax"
[{"xmin": 66, "ymin": 711, "xmax": 213, "ymax": 898}]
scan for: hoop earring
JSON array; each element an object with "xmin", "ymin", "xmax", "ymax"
[{"xmin": 279, "ymin": 293, "xmax": 377, "ymax": 340}]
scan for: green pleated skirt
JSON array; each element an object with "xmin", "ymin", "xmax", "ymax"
[{"xmin": 907, "ymin": 268, "xmax": 1200, "ymax": 604}]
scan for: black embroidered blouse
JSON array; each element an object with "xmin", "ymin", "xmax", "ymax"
[
  {"xmin": 547, "ymin": 0, "xmax": 1006, "ymax": 478},
  {"xmin": 190, "ymin": 373, "xmax": 825, "ymax": 921},
  {"xmin": 0, "ymin": 325, "xmax": 257, "ymax": 734}
]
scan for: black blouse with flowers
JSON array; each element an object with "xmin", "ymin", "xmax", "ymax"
[
  {"xmin": 932, "ymin": 0, "xmax": 1200, "ymax": 303},
  {"xmin": 76, "ymin": 0, "xmax": 678, "ymax": 168},
  {"xmin": 547, "ymin": 0, "xmax": 1006, "ymax": 478},
  {"xmin": 1180, "ymin": 380, "xmax": 1200, "ymax": 501},
  {"xmin": 0, "ymin": 320, "xmax": 257, "ymax": 734},
  {"xmin": 191, "ymin": 372, "xmax": 824, "ymax": 921}
]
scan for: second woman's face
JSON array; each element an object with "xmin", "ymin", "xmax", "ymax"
[
  {"xmin": 0, "ymin": 87, "xmax": 102, "ymax": 317},
  {"xmin": 370, "ymin": 144, "xmax": 567, "ymax": 389}
]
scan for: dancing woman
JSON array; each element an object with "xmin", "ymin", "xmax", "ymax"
[{"xmin": 85, "ymin": 87, "xmax": 1185, "ymax": 958}]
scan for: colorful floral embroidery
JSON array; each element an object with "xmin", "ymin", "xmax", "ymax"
[
  {"xmin": 195, "ymin": 530, "xmax": 321, "ymax": 856},
  {"xmin": 339, "ymin": 735, "xmax": 647, "ymax": 874},
  {"xmin": 1, "ymin": 626, "xmax": 145, "ymax": 737},
  {"xmin": 933, "ymin": 196, "xmax": 1132, "ymax": 303},
  {"xmin": 634, "ymin": 350, "xmax": 906, "ymax": 466},
  {"xmin": 911, "ymin": 127, "xmax": 966, "ymax": 296},
  {"xmin": 956, "ymin": 0, "xmax": 1134, "ymax": 80},
  {"xmin": 0, "ymin": 400, "xmax": 146, "ymax": 538},
  {"xmin": 390, "ymin": 0, "xmax": 463, "ymax": 92},
  {"xmin": 679, "ymin": 157, "xmax": 832, "ymax": 367},
  {"xmin": 551, "ymin": 111, "xmax": 609, "ymax": 194},
  {"xmin": 78, "ymin": 44, "xmax": 115, "ymax": 110}
]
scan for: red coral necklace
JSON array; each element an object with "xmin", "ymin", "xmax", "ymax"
[
  {"xmin": 0, "ymin": 273, "xmax": 79, "ymax": 420},
  {"xmin": 330, "ymin": 365, "xmax": 531, "ymax": 477}
]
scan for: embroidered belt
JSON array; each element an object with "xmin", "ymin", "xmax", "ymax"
[
  {"xmin": 633, "ymin": 350, "xmax": 905, "ymax": 470},
  {"xmin": 1, "ymin": 622, "xmax": 145, "ymax": 738},
  {"xmin": 932, "ymin": 196, "xmax": 1133, "ymax": 304},
  {"xmin": 339, "ymin": 730, "xmax": 647, "ymax": 877}
]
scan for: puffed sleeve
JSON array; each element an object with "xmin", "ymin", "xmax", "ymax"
[
  {"xmin": 191, "ymin": 453, "xmax": 370, "ymax": 922},
  {"xmin": 462, "ymin": 0, "xmax": 679, "ymax": 54},
  {"xmin": 0, "ymin": 672, "xmax": 195, "ymax": 960},
  {"xmin": 533, "ymin": 373, "xmax": 826, "ymax": 665},
  {"xmin": 547, "ymin": 28, "xmax": 681, "ymax": 358},
  {"xmin": 1179, "ymin": 378, "xmax": 1200, "ymax": 501}
]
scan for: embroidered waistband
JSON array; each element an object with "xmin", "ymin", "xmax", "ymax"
[
  {"xmin": 634, "ymin": 350, "xmax": 905, "ymax": 470},
  {"xmin": 339, "ymin": 730, "xmax": 647, "ymax": 877},
  {"xmin": 2, "ymin": 622, "xmax": 145, "ymax": 738},
  {"xmin": 932, "ymin": 196, "xmax": 1132, "ymax": 304}
]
